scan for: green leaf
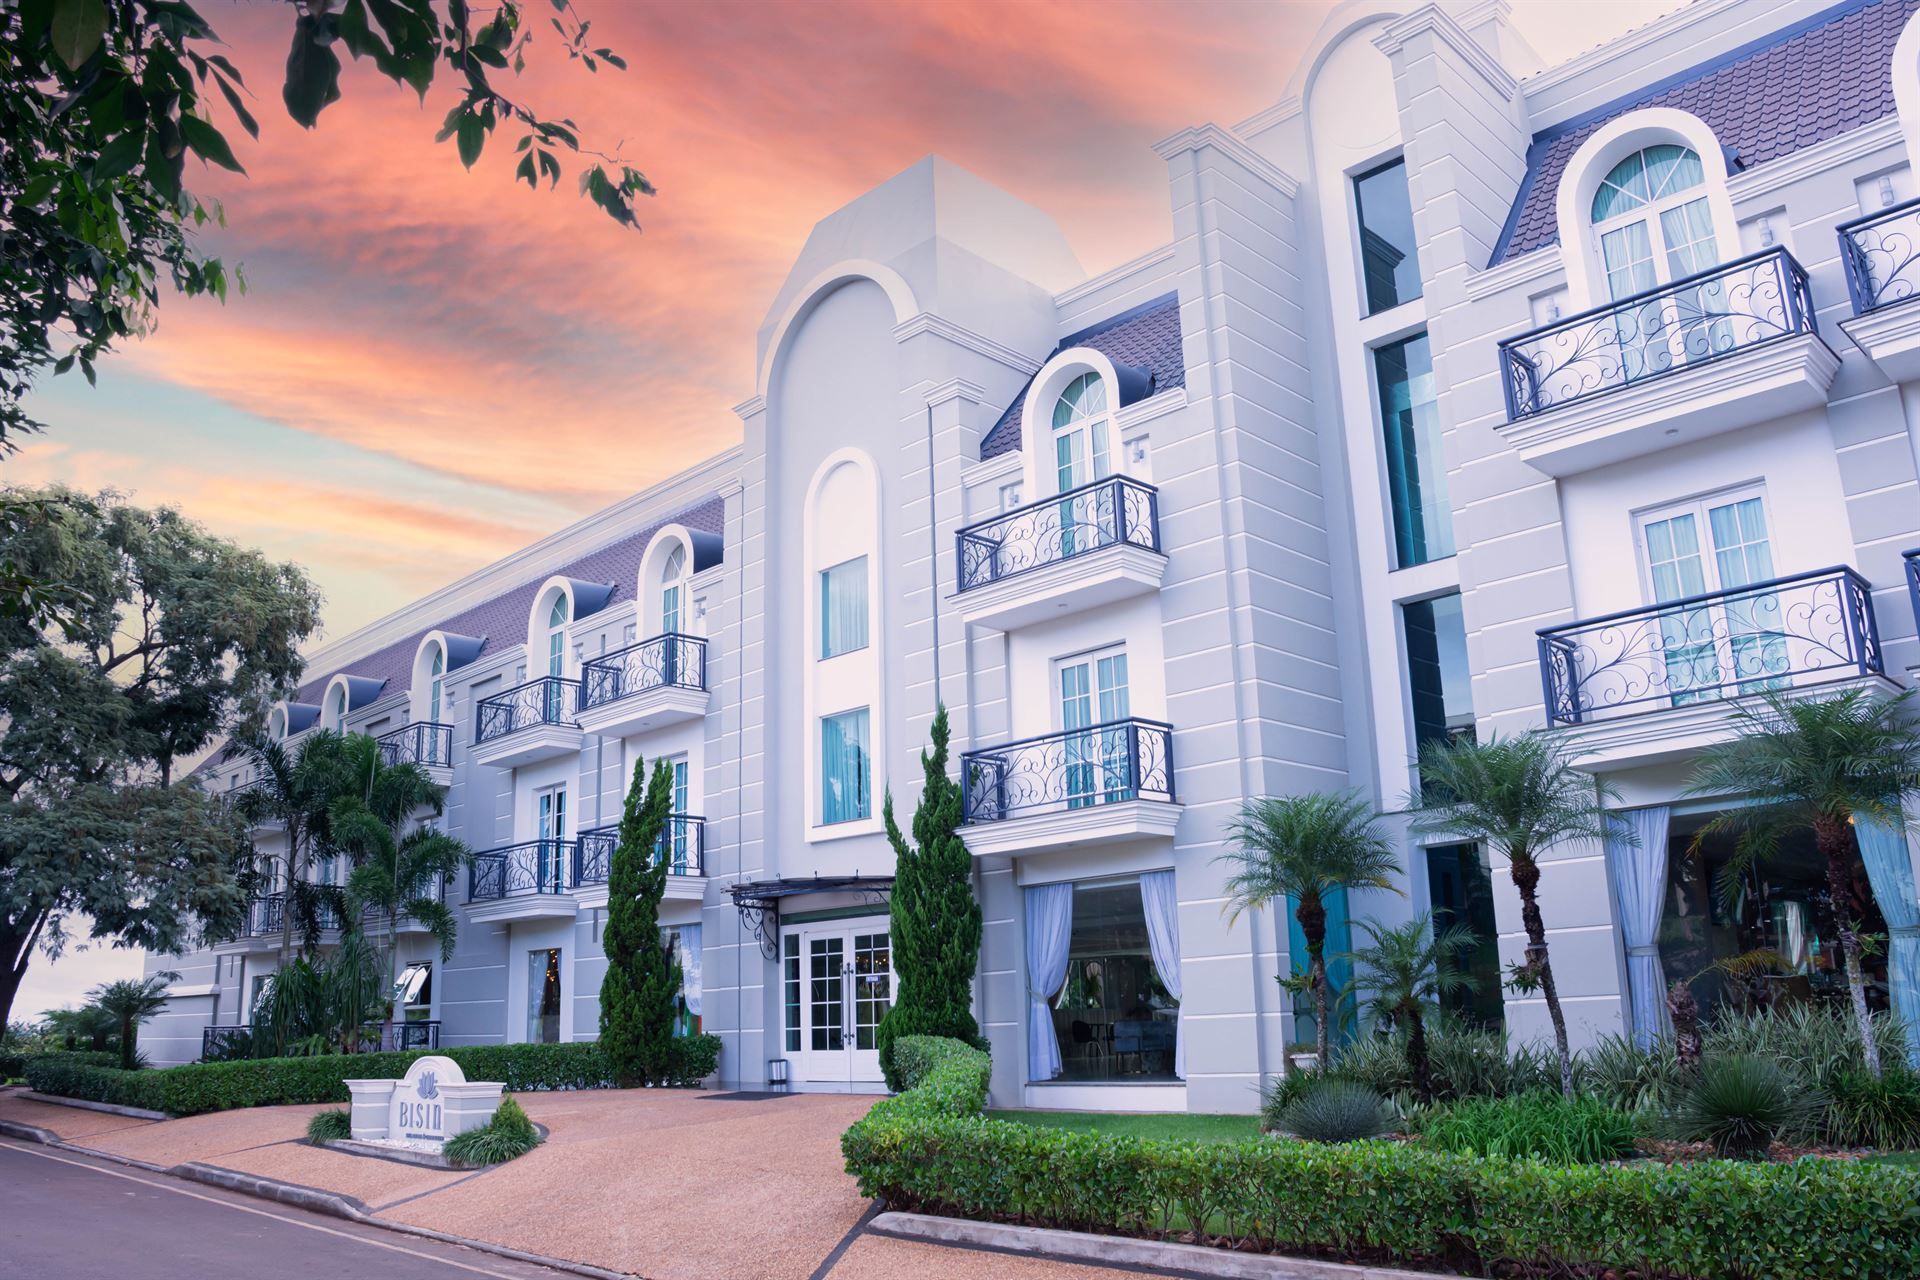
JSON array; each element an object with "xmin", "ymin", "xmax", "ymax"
[
  {"xmin": 455, "ymin": 112, "xmax": 485, "ymax": 169},
  {"xmin": 212, "ymin": 72, "xmax": 259, "ymax": 140},
  {"xmin": 181, "ymin": 115, "xmax": 245, "ymax": 174},
  {"xmin": 282, "ymin": 14, "xmax": 343, "ymax": 128},
  {"xmin": 50, "ymin": 0, "xmax": 108, "ymax": 71},
  {"xmin": 93, "ymin": 129, "xmax": 146, "ymax": 183},
  {"xmin": 515, "ymin": 153, "xmax": 536, "ymax": 188}
]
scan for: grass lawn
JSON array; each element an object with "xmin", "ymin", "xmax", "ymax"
[
  {"xmin": 989, "ymin": 1108, "xmax": 1262, "ymax": 1143},
  {"xmin": 1862, "ymin": 1151, "xmax": 1920, "ymax": 1168}
]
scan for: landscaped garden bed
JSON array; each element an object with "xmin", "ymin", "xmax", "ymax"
[{"xmin": 845, "ymin": 1033, "xmax": 1920, "ymax": 1280}]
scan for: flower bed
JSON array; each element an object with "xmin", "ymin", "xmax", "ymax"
[
  {"xmin": 841, "ymin": 1036, "xmax": 1920, "ymax": 1280},
  {"xmin": 24, "ymin": 1035, "xmax": 721, "ymax": 1118}
]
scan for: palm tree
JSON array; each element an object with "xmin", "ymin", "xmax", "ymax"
[
  {"xmin": 88, "ymin": 971, "xmax": 179, "ymax": 1069},
  {"xmin": 1220, "ymin": 791, "xmax": 1401, "ymax": 1071},
  {"xmin": 1687, "ymin": 689, "xmax": 1920, "ymax": 1079},
  {"xmin": 1409, "ymin": 732, "xmax": 1617, "ymax": 1098},
  {"xmin": 232, "ymin": 728, "xmax": 356, "ymax": 965},
  {"xmin": 1345, "ymin": 913, "xmax": 1476, "ymax": 1104},
  {"xmin": 327, "ymin": 732, "xmax": 469, "ymax": 1048}
]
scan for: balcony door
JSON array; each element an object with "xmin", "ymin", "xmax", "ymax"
[
  {"xmin": 782, "ymin": 923, "xmax": 893, "ymax": 1086},
  {"xmin": 1638, "ymin": 490, "xmax": 1783, "ymax": 705},
  {"xmin": 1053, "ymin": 372, "xmax": 1117, "ymax": 557},
  {"xmin": 664, "ymin": 757, "xmax": 691, "ymax": 873},
  {"xmin": 1058, "ymin": 646, "xmax": 1131, "ymax": 809},
  {"xmin": 535, "ymin": 786, "xmax": 568, "ymax": 892},
  {"xmin": 1591, "ymin": 144, "xmax": 1728, "ymax": 382}
]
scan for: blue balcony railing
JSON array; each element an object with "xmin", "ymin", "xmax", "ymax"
[
  {"xmin": 1499, "ymin": 247, "xmax": 1816, "ymax": 421},
  {"xmin": 578, "ymin": 633, "xmax": 707, "ymax": 711},
  {"xmin": 475, "ymin": 676, "xmax": 578, "ymax": 744},
  {"xmin": 201, "ymin": 1020, "xmax": 439, "ymax": 1062},
  {"xmin": 1537, "ymin": 566, "xmax": 1882, "ymax": 728},
  {"xmin": 1839, "ymin": 196, "xmax": 1920, "ymax": 315},
  {"xmin": 376, "ymin": 721, "xmax": 453, "ymax": 769},
  {"xmin": 955, "ymin": 475, "xmax": 1161, "ymax": 594},
  {"xmin": 959, "ymin": 718, "xmax": 1175, "ymax": 824},
  {"xmin": 468, "ymin": 839, "xmax": 577, "ymax": 900},
  {"xmin": 574, "ymin": 815, "xmax": 706, "ymax": 883}
]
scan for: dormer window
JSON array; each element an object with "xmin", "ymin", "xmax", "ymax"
[
  {"xmin": 546, "ymin": 594, "xmax": 569, "ymax": 678},
  {"xmin": 1590, "ymin": 145, "xmax": 1718, "ymax": 293},
  {"xmin": 661, "ymin": 543, "xmax": 687, "ymax": 636},
  {"xmin": 429, "ymin": 646, "xmax": 444, "ymax": 723},
  {"xmin": 330, "ymin": 685, "xmax": 346, "ymax": 730},
  {"xmin": 1051, "ymin": 372, "xmax": 1111, "ymax": 494}
]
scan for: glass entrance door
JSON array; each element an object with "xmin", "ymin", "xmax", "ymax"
[{"xmin": 783, "ymin": 922, "xmax": 893, "ymax": 1085}]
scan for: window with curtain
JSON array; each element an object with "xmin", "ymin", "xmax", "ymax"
[
  {"xmin": 820, "ymin": 707, "xmax": 871, "ymax": 824},
  {"xmin": 819, "ymin": 556, "xmax": 869, "ymax": 659}
]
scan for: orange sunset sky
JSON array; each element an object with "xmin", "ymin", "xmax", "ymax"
[{"xmin": 14, "ymin": 0, "xmax": 1679, "ymax": 653}]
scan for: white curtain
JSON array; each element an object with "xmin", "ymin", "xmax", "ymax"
[
  {"xmin": 1024, "ymin": 883, "xmax": 1074, "ymax": 1081},
  {"xmin": 1856, "ymin": 813, "xmax": 1920, "ymax": 1068},
  {"xmin": 680, "ymin": 923, "xmax": 704, "ymax": 1019},
  {"xmin": 821, "ymin": 557, "xmax": 869, "ymax": 658},
  {"xmin": 1605, "ymin": 805, "xmax": 1672, "ymax": 1048},
  {"xmin": 1139, "ymin": 869, "xmax": 1184, "ymax": 1079}
]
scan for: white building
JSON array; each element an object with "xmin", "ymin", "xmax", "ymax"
[{"xmin": 152, "ymin": 0, "xmax": 1920, "ymax": 1116}]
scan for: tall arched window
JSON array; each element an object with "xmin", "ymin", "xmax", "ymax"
[
  {"xmin": 270, "ymin": 707, "xmax": 287, "ymax": 740},
  {"xmin": 1051, "ymin": 372, "xmax": 1111, "ymax": 494},
  {"xmin": 1589, "ymin": 144, "xmax": 1718, "ymax": 298},
  {"xmin": 660, "ymin": 543, "xmax": 687, "ymax": 636},
  {"xmin": 428, "ymin": 646, "xmax": 445, "ymax": 723},
  {"xmin": 330, "ymin": 685, "xmax": 347, "ymax": 730},
  {"xmin": 546, "ymin": 594, "xmax": 569, "ymax": 677}
]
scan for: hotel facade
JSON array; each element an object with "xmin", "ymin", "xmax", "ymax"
[{"xmin": 152, "ymin": 0, "xmax": 1920, "ymax": 1116}]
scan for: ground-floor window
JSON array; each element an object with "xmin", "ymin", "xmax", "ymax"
[
  {"xmin": 1029, "ymin": 876, "xmax": 1181, "ymax": 1083},
  {"xmin": 1424, "ymin": 843, "xmax": 1504, "ymax": 1030},
  {"xmin": 664, "ymin": 925, "xmax": 703, "ymax": 1036},
  {"xmin": 527, "ymin": 948, "xmax": 562, "ymax": 1043},
  {"xmin": 1660, "ymin": 812, "xmax": 1890, "ymax": 1020}
]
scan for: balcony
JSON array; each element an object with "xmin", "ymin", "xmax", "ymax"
[
  {"xmin": 214, "ymin": 892, "xmax": 344, "ymax": 951},
  {"xmin": 575, "ymin": 633, "xmax": 709, "ymax": 739},
  {"xmin": 958, "ymin": 718, "xmax": 1181, "ymax": 858},
  {"xmin": 359, "ymin": 876, "xmax": 450, "ymax": 935},
  {"xmin": 375, "ymin": 721, "xmax": 454, "ymax": 785},
  {"xmin": 953, "ymin": 476, "xmax": 1166, "ymax": 631},
  {"xmin": 465, "ymin": 839, "xmax": 579, "ymax": 921},
  {"xmin": 573, "ymin": 817, "xmax": 707, "ymax": 902},
  {"xmin": 1537, "ymin": 566, "xmax": 1893, "ymax": 769},
  {"xmin": 1496, "ymin": 247, "xmax": 1837, "ymax": 476},
  {"xmin": 1839, "ymin": 197, "xmax": 1920, "ymax": 381},
  {"xmin": 470, "ymin": 676, "xmax": 583, "ymax": 770}
]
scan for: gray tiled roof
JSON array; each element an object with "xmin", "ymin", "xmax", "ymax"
[
  {"xmin": 1492, "ymin": 0, "xmax": 1916, "ymax": 265},
  {"xmin": 979, "ymin": 292, "xmax": 1186, "ymax": 460},
  {"xmin": 293, "ymin": 495, "xmax": 726, "ymax": 704}
]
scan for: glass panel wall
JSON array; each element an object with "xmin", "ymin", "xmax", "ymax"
[
  {"xmin": 1404, "ymin": 592, "xmax": 1475, "ymax": 755},
  {"xmin": 1050, "ymin": 880, "xmax": 1179, "ymax": 1081},
  {"xmin": 1424, "ymin": 843, "xmax": 1504, "ymax": 1029},
  {"xmin": 1376, "ymin": 333, "xmax": 1453, "ymax": 566},
  {"xmin": 1355, "ymin": 158, "xmax": 1423, "ymax": 314}
]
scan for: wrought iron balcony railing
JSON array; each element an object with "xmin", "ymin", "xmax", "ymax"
[
  {"xmin": 247, "ymin": 892, "xmax": 343, "ymax": 936},
  {"xmin": 578, "ymin": 633, "xmax": 707, "ymax": 710},
  {"xmin": 1905, "ymin": 549, "xmax": 1919, "ymax": 638},
  {"xmin": 1499, "ymin": 247, "xmax": 1816, "ymax": 421},
  {"xmin": 1839, "ymin": 196, "xmax": 1920, "ymax": 315},
  {"xmin": 475, "ymin": 675, "xmax": 579, "ymax": 744},
  {"xmin": 955, "ymin": 475, "xmax": 1161, "ymax": 594},
  {"xmin": 201, "ymin": 1019, "xmax": 440, "ymax": 1062},
  {"xmin": 1537, "ymin": 566, "xmax": 1883, "ymax": 727},
  {"xmin": 574, "ymin": 816, "xmax": 706, "ymax": 883},
  {"xmin": 468, "ymin": 839, "xmax": 578, "ymax": 900},
  {"xmin": 376, "ymin": 721, "xmax": 454, "ymax": 770},
  {"xmin": 959, "ymin": 717, "xmax": 1175, "ymax": 824}
]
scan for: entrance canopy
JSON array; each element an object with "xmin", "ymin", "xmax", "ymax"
[{"xmin": 727, "ymin": 875, "xmax": 892, "ymax": 959}]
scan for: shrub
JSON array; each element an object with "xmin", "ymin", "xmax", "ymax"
[
  {"xmin": 1258, "ymin": 1069, "xmax": 1324, "ymax": 1132},
  {"xmin": 1828, "ymin": 1068, "xmax": 1920, "ymax": 1150},
  {"xmin": 0, "ymin": 1053, "xmax": 25, "ymax": 1080},
  {"xmin": 1338, "ymin": 1023, "xmax": 1558, "ymax": 1103},
  {"xmin": 844, "ymin": 1036, "xmax": 1920, "ymax": 1280},
  {"xmin": 1581, "ymin": 1033, "xmax": 1686, "ymax": 1113},
  {"xmin": 1417, "ymin": 1092, "xmax": 1636, "ymax": 1164},
  {"xmin": 1667, "ymin": 1055, "xmax": 1821, "ymax": 1159},
  {"xmin": 1273, "ymin": 1079, "xmax": 1394, "ymax": 1143},
  {"xmin": 444, "ymin": 1095, "xmax": 542, "ymax": 1168},
  {"xmin": 24, "ymin": 1037, "xmax": 727, "ymax": 1116},
  {"xmin": 1703, "ymin": 1004, "xmax": 1907, "ymax": 1095},
  {"xmin": 306, "ymin": 1109, "xmax": 351, "ymax": 1141}
]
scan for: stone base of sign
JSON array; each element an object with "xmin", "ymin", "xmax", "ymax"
[{"xmin": 344, "ymin": 1054, "xmax": 502, "ymax": 1151}]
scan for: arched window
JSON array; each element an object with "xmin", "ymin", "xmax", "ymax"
[
  {"xmin": 1589, "ymin": 145, "xmax": 1717, "ymax": 298},
  {"xmin": 428, "ymin": 646, "xmax": 445, "ymax": 723},
  {"xmin": 546, "ymin": 593, "xmax": 569, "ymax": 678},
  {"xmin": 660, "ymin": 542, "xmax": 687, "ymax": 636},
  {"xmin": 1051, "ymin": 372, "xmax": 1111, "ymax": 494},
  {"xmin": 270, "ymin": 707, "xmax": 287, "ymax": 740},
  {"xmin": 330, "ymin": 685, "xmax": 347, "ymax": 730}
]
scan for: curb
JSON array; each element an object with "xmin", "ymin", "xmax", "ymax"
[
  {"xmin": 869, "ymin": 1212, "xmax": 1442, "ymax": 1280},
  {"xmin": 172, "ymin": 1161, "xmax": 370, "ymax": 1220},
  {"xmin": 19, "ymin": 1091, "xmax": 169, "ymax": 1121},
  {"xmin": 0, "ymin": 1119, "xmax": 60, "ymax": 1145}
]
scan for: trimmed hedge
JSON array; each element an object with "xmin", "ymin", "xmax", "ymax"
[
  {"xmin": 25, "ymin": 1034, "xmax": 724, "ymax": 1118},
  {"xmin": 841, "ymin": 1037, "xmax": 1920, "ymax": 1280},
  {"xmin": 0, "ymin": 1053, "xmax": 26, "ymax": 1079}
]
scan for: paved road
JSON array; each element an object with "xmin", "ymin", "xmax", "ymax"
[{"xmin": 0, "ymin": 1140, "xmax": 573, "ymax": 1280}]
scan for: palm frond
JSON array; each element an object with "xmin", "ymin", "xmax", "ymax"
[
  {"xmin": 1218, "ymin": 790, "xmax": 1401, "ymax": 926},
  {"xmin": 1409, "ymin": 731, "xmax": 1617, "ymax": 867}
]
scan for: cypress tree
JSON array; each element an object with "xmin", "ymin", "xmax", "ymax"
[
  {"xmin": 875, "ymin": 704, "xmax": 983, "ymax": 1089},
  {"xmin": 599, "ymin": 756, "xmax": 680, "ymax": 1087}
]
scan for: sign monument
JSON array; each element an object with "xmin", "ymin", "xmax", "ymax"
[{"xmin": 343, "ymin": 1055, "xmax": 503, "ymax": 1150}]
